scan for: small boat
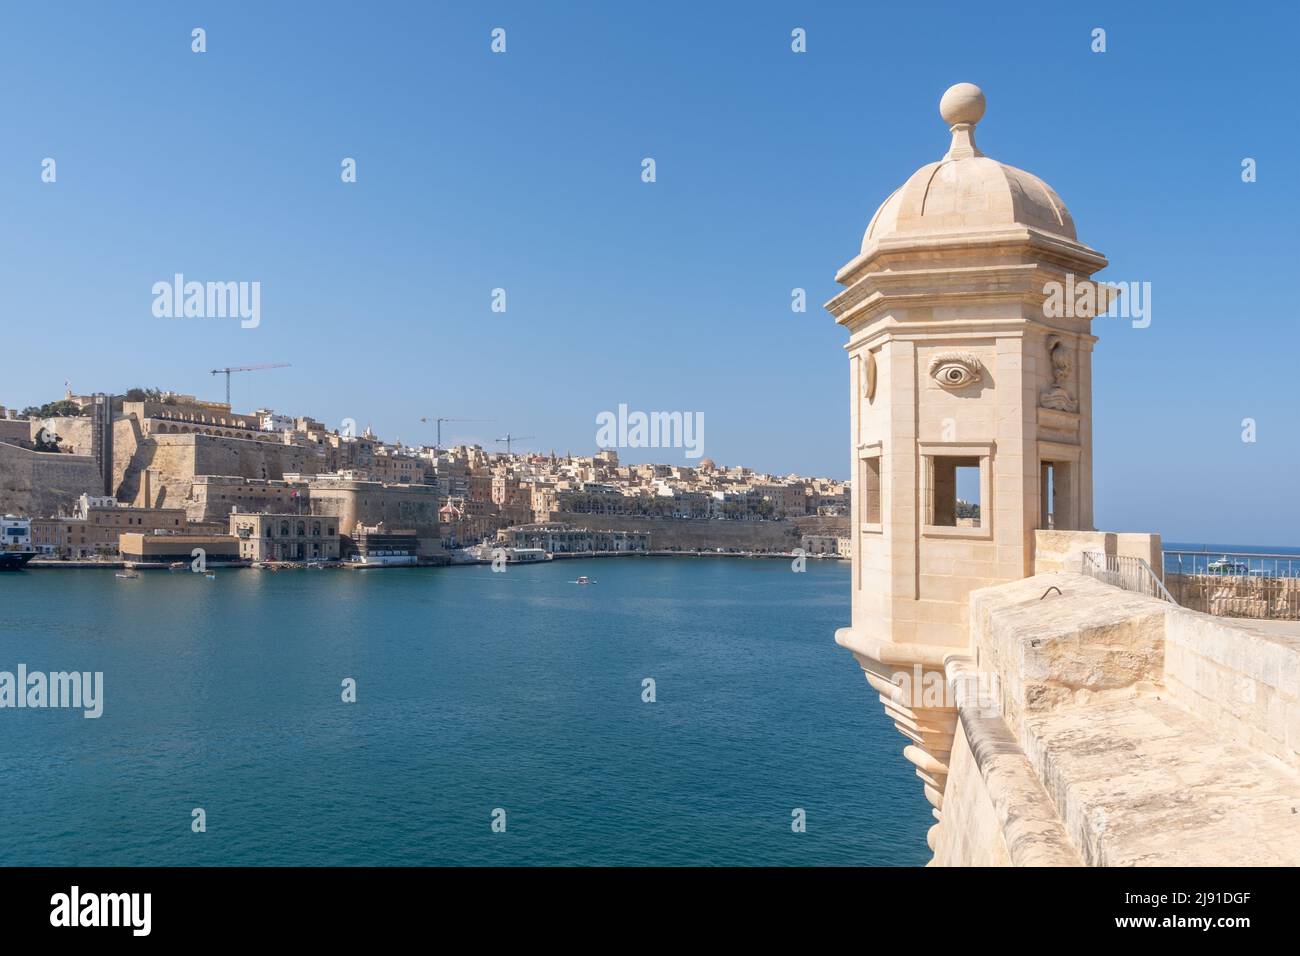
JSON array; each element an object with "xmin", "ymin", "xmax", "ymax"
[
  {"xmin": 204, "ymin": 572, "xmax": 217, "ymax": 580},
  {"xmin": 574, "ymin": 575, "xmax": 595, "ymax": 585},
  {"xmin": 115, "ymin": 570, "xmax": 139, "ymax": 579},
  {"xmin": 168, "ymin": 561, "xmax": 186, "ymax": 572}
]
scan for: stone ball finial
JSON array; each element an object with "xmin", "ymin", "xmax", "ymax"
[{"xmin": 939, "ymin": 83, "xmax": 985, "ymax": 127}]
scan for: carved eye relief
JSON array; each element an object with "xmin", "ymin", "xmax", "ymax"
[
  {"xmin": 928, "ymin": 352, "xmax": 984, "ymax": 389},
  {"xmin": 934, "ymin": 363, "xmax": 977, "ymax": 387}
]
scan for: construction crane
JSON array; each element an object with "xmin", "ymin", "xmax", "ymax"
[
  {"xmin": 420, "ymin": 416, "xmax": 493, "ymax": 450},
  {"xmin": 495, "ymin": 433, "xmax": 535, "ymax": 455},
  {"xmin": 209, "ymin": 363, "xmax": 290, "ymax": 406}
]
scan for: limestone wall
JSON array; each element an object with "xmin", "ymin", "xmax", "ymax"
[
  {"xmin": 191, "ymin": 433, "xmax": 327, "ymax": 480},
  {"xmin": 541, "ymin": 512, "xmax": 847, "ymax": 551},
  {"xmin": 34, "ymin": 415, "xmax": 95, "ymax": 455},
  {"xmin": 185, "ymin": 476, "xmax": 309, "ymax": 523},
  {"xmin": 969, "ymin": 572, "xmax": 1167, "ymax": 739},
  {"xmin": 0, "ymin": 441, "xmax": 101, "ymax": 516},
  {"xmin": 0, "ymin": 419, "xmax": 30, "ymax": 447},
  {"xmin": 1162, "ymin": 609, "xmax": 1300, "ymax": 772},
  {"xmin": 112, "ymin": 416, "xmax": 143, "ymax": 502},
  {"xmin": 932, "ymin": 700, "xmax": 1079, "ymax": 866},
  {"xmin": 930, "ymin": 720, "xmax": 1012, "ymax": 866},
  {"xmin": 1165, "ymin": 572, "xmax": 1300, "ymax": 620},
  {"xmin": 1032, "ymin": 529, "xmax": 1163, "ymax": 578},
  {"xmin": 933, "ymin": 572, "xmax": 1300, "ymax": 866},
  {"xmin": 116, "ymin": 434, "xmax": 329, "ymax": 511}
]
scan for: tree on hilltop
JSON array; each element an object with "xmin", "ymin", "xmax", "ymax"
[{"xmin": 21, "ymin": 399, "xmax": 85, "ymax": 418}]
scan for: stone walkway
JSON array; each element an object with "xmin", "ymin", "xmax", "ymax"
[{"xmin": 1023, "ymin": 694, "xmax": 1300, "ymax": 866}]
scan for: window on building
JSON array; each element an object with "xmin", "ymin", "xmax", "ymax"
[
  {"xmin": 928, "ymin": 455, "xmax": 982, "ymax": 528},
  {"xmin": 1039, "ymin": 460, "xmax": 1074, "ymax": 531},
  {"xmin": 860, "ymin": 456, "xmax": 881, "ymax": 525}
]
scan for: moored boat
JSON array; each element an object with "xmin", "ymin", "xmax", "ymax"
[
  {"xmin": 1, "ymin": 515, "xmax": 37, "ymax": 571},
  {"xmin": 0, "ymin": 550, "xmax": 37, "ymax": 571}
]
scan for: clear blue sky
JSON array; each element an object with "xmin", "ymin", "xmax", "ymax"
[{"xmin": 1, "ymin": 1, "xmax": 1296, "ymax": 544}]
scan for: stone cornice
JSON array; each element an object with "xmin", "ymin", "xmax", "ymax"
[
  {"xmin": 834, "ymin": 225, "xmax": 1108, "ymax": 287},
  {"xmin": 844, "ymin": 316, "xmax": 1101, "ymax": 352},
  {"xmin": 827, "ymin": 258, "xmax": 1114, "ymax": 335},
  {"xmin": 835, "ymin": 625, "xmax": 966, "ymax": 670}
]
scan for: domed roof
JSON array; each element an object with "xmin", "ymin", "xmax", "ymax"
[{"xmin": 861, "ymin": 83, "xmax": 1076, "ymax": 249}]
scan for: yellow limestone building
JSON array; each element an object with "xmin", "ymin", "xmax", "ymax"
[{"xmin": 826, "ymin": 85, "xmax": 1300, "ymax": 867}]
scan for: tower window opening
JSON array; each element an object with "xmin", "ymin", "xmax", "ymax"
[{"xmin": 930, "ymin": 456, "xmax": 981, "ymax": 528}]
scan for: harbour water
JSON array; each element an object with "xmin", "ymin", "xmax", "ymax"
[
  {"xmin": 0, "ymin": 558, "xmax": 930, "ymax": 866},
  {"xmin": 1163, "ymin": 542, "xmax": 1300, "ymax": 578}
]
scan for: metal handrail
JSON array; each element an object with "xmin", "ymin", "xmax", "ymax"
[
  {"xmin": 1163, "ymin": 549, "xmax": 1300, "ymax": 579},
  {"xmin": 1081, "ymin": 551, "xmax": 1178, "ymax": 605},
  {"xmin": 1161, "ymin": 550, "xmax": 1300, "ymax": 621}
]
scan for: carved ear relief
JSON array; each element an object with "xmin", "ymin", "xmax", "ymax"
[{"xmin": 928, "ymin": 351, "xmax": 983, "ymax": 389}]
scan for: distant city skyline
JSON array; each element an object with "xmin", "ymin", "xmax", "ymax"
[{"xmin": 2, "ymin": 1, "xmax": 1296, "ymax": 544}]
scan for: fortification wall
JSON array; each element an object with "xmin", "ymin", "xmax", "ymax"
[
  {"xmin": 185, "ymin": 476, "xmax": 309, "ymax": 524},
  {"xmin": 191, "ymin": 434, "xmax": 327, "ymax": 481},
  {"xmin": 932, "ymin": 572, "xmax": 1300, "ymax": 866},
  {"xmin": 0, "ymin": 441, "xmax": 101, "ymax": 516},
  {"xmin": 540, "ymin": 512, "xmax": 847, "ymax": 551},
  {"xmin": 0, "ymin": 419, "xmax": 30, "ymax": 446},
  {"xmin": 123, "ymin": 436, "xmax": 197, "ymax": 510},
  {"xmin": 112, "ymin": 434, "xmax": 329, "ymax": 512},
  {"xmin": 1162, "ymin": 609, "xmax": 1300, "ymax": 773},
  {"xmin": 34, "ymin": 415, "xmax": 95, "ymax": 455},
  {"xmin": 308, "ymin": 481, "xmax": 443, "ymax": 555},
  {"xmin": 112, "ymin": 416, "xmax": 143, "ymax": 502}
]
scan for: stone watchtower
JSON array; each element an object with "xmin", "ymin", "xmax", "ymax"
[{"xmin": 824, "ymin": 84, "xmax": 1113, "ymax": 846}]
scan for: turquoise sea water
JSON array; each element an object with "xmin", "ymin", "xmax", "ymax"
[{"xmin": 0, "ymin": 558, "xmax": 930, "ymax": 866}]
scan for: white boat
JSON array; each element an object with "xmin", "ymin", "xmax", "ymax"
[
  {"xmin": 574, "ymin": 575, "xmax": 595, "ymax": 585},
  {"xmin": 115, "ymin": 570, "xmax": 139, "ymax": 579},
  {"xmin": 1207, "ymin": 555, "xmax": 1249, "ymax": 575}
]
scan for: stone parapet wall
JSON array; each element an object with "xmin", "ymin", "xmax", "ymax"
[
  {"xmin": 1162, "ymin": 609, "xmax": 1300, "ymax": 772},
  {"xmin": 1166, "ymin": 572, "xmax": 1300, "ymax": 621},
  {"xmin": 1032, "ymin": 529, "xmax": 1163, "ymax": 578},
  {"xmin": 932, "ymin": 571, "xmax": 1300, "ymax": 866},
  {"xmin": 969, "ymin": 572, "xmax": 1167, "ymax": 740},
  {"xmin": 931, "ymin": 692, "xmax": 1080, "ymax": 866}
]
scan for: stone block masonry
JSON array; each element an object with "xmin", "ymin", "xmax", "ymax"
[
  {"xmin": 541, "ymin": 511, "xmax": 847, "ymax": 552},
  {"xmin": 0, "ymin": 440, "xmax": 101, "ymax": 517}
]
